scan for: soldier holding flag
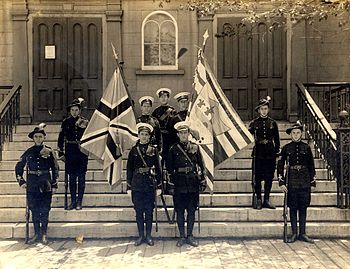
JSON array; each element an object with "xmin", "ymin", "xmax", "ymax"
[
  {"xmin": 249, "ymin": 96, "xmax": 280, "ymax": 210},
  {"xmin": 58, "ymin": 98, "xmax": 89, "ymax": 210},
  {"xmin": 167, "ymin": 121, "xmax": 206, "ymax": 247},
  {"xmin": 127, "ymin": 123, "xmax": 162, "ymax": 246}
]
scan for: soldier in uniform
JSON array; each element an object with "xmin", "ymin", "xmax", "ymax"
[
  {"xmin": 168, "ymin": 92, "xmax": 190, "ymax": 146},
  {"xmin": 57, "ymin": 98, "xmax": 89, "ymax": 210},
  {"xmin": 15, "ymin": 123, "xmax": 59, "ymax": 244},
  {"xmin": 167, "ymin": 121, "xmax": 206, "ymax": 247},
  {"xmin": 249, "ymin": 96, "xmax": 280, "ymax": 210},
  {"xmin": 127, "ymin": 123, "xmax": 162, "ymax": 246},
  {"xmin": 137, "ymin": 96, "xmax": 163, "ymax": 152},
  {"xmin": 152, "ymin": 88, "xmax": 176, "ymax": 164},
  {"xmin": 278, "ymin": 122, "xmax": 316, "ymax": 243}
]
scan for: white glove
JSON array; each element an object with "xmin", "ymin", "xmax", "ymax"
[
  {"xmin": 52, "ymin": 188, "xmax": 58, "ymax": 194},
  {"xmin": 21, "ymin": 183, "xmax": 27, "ymax": 189},
  {"xmin": 156, "ymin": 189, "xmax": 162, "ymax": 196},
  {"xmin": 127, "ymin": 190, "xmax": 131, "ymax": 197},
  {"xmin": 280, "ymin": 185, "xmax": 288, "ymax": 193}
]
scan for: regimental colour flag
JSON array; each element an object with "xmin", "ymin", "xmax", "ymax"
[
  {"xmin": 187, "ymin": 52, "xmax": 254, "ymax": 191},
  {"xmin": 80, "ymin": 67, "xmax": 138, "ymax": 188}
]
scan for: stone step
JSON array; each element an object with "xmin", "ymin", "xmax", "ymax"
[
  {"xmin": 0, "ymin": 193, "xmax": 337, "ymax": 208},
  {"xmin": 0, "ymin": 180, "xmax": 336, "ymax": 195},
  {"xmin": 15, "ymin": 124, "xmax": 61, "ymax": 133},
  {"xmin": 0, "ymin": 207, "xmax": 347, "ymax": 223},
  {"xmin": 1, "ymin": 221, "xmax": 349, "ymax": 239}
]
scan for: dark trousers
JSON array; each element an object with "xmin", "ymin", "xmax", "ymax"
[
  {"xmin": 132, "ymin": 191, "xmax": 155, "ymax": 237},
  {"xmin": 173, "ymin": 192, "xmax": 199, "ymax": 238},
  {"xmin": 68, "ymin": 173, "xmax": 86, "ymax": 204},
  {"xmin": 27, "ymin": 191, "xmax": 52, "ymax": 235},
  {"xmin": 288, "ymin": 188, "xmax": 311, "ymax": 235},
  {"xmin": 254, "ymin": 158, "xmax": 276, "ymax": 201}
]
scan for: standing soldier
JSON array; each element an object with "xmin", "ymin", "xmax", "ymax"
[
  {"xmin": 167, "ymin": 121, "xmax": 206, "ymax": 247},
  {"xmin": 249, "ymin": 96, "xmax": 280, "ymax": 210},
  {"xmin": 137, "ymin": 96, "xmax": 163, "ymax": 153},
  {"xmin": 152, "ymin": 88, "xmax": 176, "ymax": 164},
  {"xmin": 169, "ymin": 92, "xmax": 190, "ymax": 146},
  {"xmin": 278, "ymin": 122, "xmax": 316, "ymax": 243},
  {"xmin": 58, "ymin": 98, "xmax": 89, "ymax": 210},
  {"xmin": 15, "ymin": 123, "xmax": 59, "ymax": 244},
  {"xmin": 127, "ymin": 123, "xmax": 162, "ymax": 246}
]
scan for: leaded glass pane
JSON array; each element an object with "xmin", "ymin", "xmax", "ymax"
[
  {"xmin": 160, "ymin": 44, "xmax": 175, "ymax": 65},
  {"xmin": 144, "ymin": 44, "xmax": 159, "ymax": 66}
]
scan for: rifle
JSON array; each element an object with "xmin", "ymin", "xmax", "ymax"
[
  {"xmin": 150, "ymin": 166, "xmax": 158, "ymax": 233},
  {"xmin": 283, "ymin": 156, "xmax": 290, "ymax": 243},
  {"xmin": 252, "ymin": 130, "xmax": 257, "ymax": 209},
  {"xmin": 25, "ymin": 165, "xmax": 30, "ymax": 244},
  {"xmin": 196, "ymin": 164, "xmax": 202, "ymax": 234},
  {"xmin": 63, "ymin": 140, "xmax": 68, "ymax": 210}
]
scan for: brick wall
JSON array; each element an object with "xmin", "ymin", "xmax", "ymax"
[{"xmin": 0, "ymin": 0, "xmax": 13, "ymax": 85}]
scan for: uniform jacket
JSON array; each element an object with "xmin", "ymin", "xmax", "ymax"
[
  {"xmin": 136, "ymin": 115, "xmax": 163, "ymax": 152},
  {"xmin": 168, "ymin": 110, "xmax": 188, "ymax": 146},
  {"xmin": 249, "ymin": 116, "xmax": 280, "ymax": 159},
  {"xmin": 167, "ymin": 141, "xmax": 206, "ymax": 194},
  {"xmin": 277, "ymin": 140, "xmax": 316, "ymax": 189},
  {"xmin": 15, "ymin": 145, "xmax": 59, "ymax": 193},
  {"xmin": 152, "ymin": 104, "xmax": 176, "ymax": 134},
  {"xmin": 126, "ymin": 142, "xmax": 162, "ymax": 192}
]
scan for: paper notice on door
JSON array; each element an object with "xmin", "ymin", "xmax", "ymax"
[{"xmin": 45, "ymin": 45, "xmax": 55, "ymax": 59}]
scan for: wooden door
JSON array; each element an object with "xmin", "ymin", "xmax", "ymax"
[
  {"xmin": 33, "ymin": 17, "xmax": 102, "ymax": 122},
  {"xmin": 217, "ymin": 17, "xmax": 286, "ymax": 120}
]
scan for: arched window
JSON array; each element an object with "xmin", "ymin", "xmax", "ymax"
[{"xmin": 142, "ymin": 11, "xmax": 178, "ymax": 70}]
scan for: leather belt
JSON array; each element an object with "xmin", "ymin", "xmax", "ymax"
[
  {"xmin": 66, "ymin": 140, "xmax": 80, "ymax": 144},
  {"xmin": 28, "ymin": 170, "xmax": 50, "ymax": 176},
  {"xmin": 257, "ymin": 139, "xmax": 272, "ymax": 144},
  {"xmin": 161, "ymin": 130, "xmax": 169, "ymax": 134},
  {"xmin": 290, "ymin": 165, "xmax": 307, "ymax": 170},
  {"xmin": 177, "ymin": 167, "xmax": 193, "ymax": 173},
  {"xmin": 135, "ymin": 167, "xmax": 150, "ymax": 174}
]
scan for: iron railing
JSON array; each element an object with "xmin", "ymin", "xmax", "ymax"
[
  {"xmin": 303, "ymin": 82, "xmax": 350, "ymax": 123},
  {"xmin": 296, "ymin": 83, "xmax": 337, "ymax": 182},
  {"xmin": 0, "ymin": 85, "xmax": 21, "ymax": 161}
]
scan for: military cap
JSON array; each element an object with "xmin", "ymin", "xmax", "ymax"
[
  {"xmin": 174, "ymin": 121, "xmax": 190, "ymax": 132},
  {"xmin": 138, "ymin": 96, "xmax": 154, "ymax": 106},
  {"xmin": 156, "ymin": 88, "xmax": 172, "ymax": 97},
  {"xmin": 286, "ymin": 121, "xmax": 304, "ymax": 135},
  {"xmin": 174, "ymin": 92, "xmax": 190, "ymax": 102},
  {"xmin": 136, "ymin": 122, "xmax": 154, "ymax": 133},
  {"xmin": 68, "ymin": 97, "xmax": 85, "ymax": 110},
  {"xmin": 28, "ymin": 123, "xmax": 47, "ymax": 139},
  {"xmin": 255, "ymin": 96, "xmax": 271, "ymax": 112}
]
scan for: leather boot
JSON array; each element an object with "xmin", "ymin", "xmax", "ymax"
[
  {"xmin": 287, "ymin": 233, "xmax": 297, "ymax": 243},
  {"xmin": 41, "ymin": 234, "xmax": 49, "ymax": 245},
  {"xmin": 145, "ymin": 234, "xmax": 154, "ymax": 246},
  {"xmin": 176, "ymin": 237, "xmax": 186, "ymax": 247},
  {"xmin": 298, "ymin": 234, "xmax": 314, "ymax": 244},
  {"xmin": 27, "ymin": 234, "xmax": 40, "ymax": 245},
  {"xmin": 262, "ymin": 200, "xmax": 276, "ymax": 209},
  {"xmin": 134, "ymin": 236, "xmax": 144, "ymax": 246},
  {"xmin": 76, "ymin": 200, "xmax": 82, "ymax": 210},
  {"xmin": 256, "ymin": 199, "xmax": 262, "ymax": 210},
  {"xmin": 186, "ymin": 236, "xmax": 198, "ymax": 247}
]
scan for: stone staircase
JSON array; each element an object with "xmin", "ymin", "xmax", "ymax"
[{"xmin": 0, "ymin": 123, "xmax": 349, "ymax": 239}]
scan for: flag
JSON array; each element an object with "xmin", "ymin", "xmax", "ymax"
[
  {"xmin": 80, "ymin": 68, "xmax": 138, "ymax": 188},
  {"xmin": 188, "ymin": 52, "xmax": 254, "ymax": 190}
]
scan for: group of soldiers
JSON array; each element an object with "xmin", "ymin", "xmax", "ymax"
[{"xmin": 14, "ymin": 88, "xmax": 316, "ymax": 246}]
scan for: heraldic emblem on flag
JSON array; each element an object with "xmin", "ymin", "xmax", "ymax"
[
  {"xmin": 80, "ymin": 66, "xmax": 138, "ymax": 188},
  {"xmin": 188, "ymin": 43, "xmax": 254, "ymax": 192}
]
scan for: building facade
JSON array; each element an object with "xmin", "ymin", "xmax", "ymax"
[{"xmin": 1, "ymin": 0, "xmax": 350, "ymax": 123}]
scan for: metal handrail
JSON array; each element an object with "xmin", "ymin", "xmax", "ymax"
[
  {"xmin": 0, "ymin": 85, "xmax": 21, "ymax": 161},
  {"xmin": 296, "ymin": 82, "xmax": 337, "ymax": 181}
]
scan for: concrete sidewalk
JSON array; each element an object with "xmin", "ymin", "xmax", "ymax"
[{"xmin": 1, "ymin": 238, "xmax": 350, "ymax": 269}]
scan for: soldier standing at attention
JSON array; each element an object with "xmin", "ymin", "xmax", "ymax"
[
  {"xmin": 137, "ymin": 96, "xmax": 163, "ymax": 153},
  {"xmin": 58, "ymin": 98, "xmax": 89, "ymax": 210},
  {"xmin": 249, "ymin": 96, "xmax": 280, "ymax": 210},
  {"xmin": 127, "ymin": 123, "xmax": 162, "ymax": 246},
  {"xmin": 152, "ymin": 88, "xmax": 175, "ymax": 164},
  {"xmin": 278, "ymin": 122, "xmax": 316, "ymax": 243},
  {"xmin": 169, "ymin": 92, "xmax": 190, "ymax": 146},
  {"xmin": 167, "ymin": 121, "xmax": 206, "ymax": 247},
  {"xmin": 15, "ymin": 123, "xmax": 59, "ymax": 244}
]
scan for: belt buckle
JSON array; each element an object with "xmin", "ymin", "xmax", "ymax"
[
  {"xmin": 36, "ymin": 171, "xmax": 40, "ymax": 176},
  {"xmin": 186, "ymin": 167, "xmax": 191, "ymax": 173}
]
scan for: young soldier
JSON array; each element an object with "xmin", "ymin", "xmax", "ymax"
[
  {"xmin": 278, "ymin": 122, "xmax": 316, "ymax": 243},
  {"xmin": 168, "ymin": 92, "xmax": 190, "ymax": 146},
  {"xmin": 137, "ymin": 96, "xmax": 163, "ymax": 153},
  {"xmin": 15, "ymin": 123, "xmax": 59, "ymax": 245},
  {"xmin": 127, "ymin": 123, "xmax": 162, "ymax": 246},
  {"xmin": 249, "ymin": 96, "xmax": 280, "ymax": 210},
  {"xmin": 58, "ymin": 98, "xmax": 89, "ymax": 210},
  {"xmin": 167, "ymin": 121, "xmax": 206, "ymax": 247},
  {"xmin": 152, "ymin": 88, "xmax": 176, "ymax": 163}
]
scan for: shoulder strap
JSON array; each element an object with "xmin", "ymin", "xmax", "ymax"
[
  {"xmin": 177, "ymin": 144, "xmax": 194, "ymax": 166},
  {"xmin": 159, "ymin": 107, "xmax": 173, "ymax": 121},
  {"xmin": 136, "ymin": 146, "xmax": 149, "ymax": 168}
]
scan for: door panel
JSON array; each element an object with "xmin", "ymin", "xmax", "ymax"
[{"xmin": 217, "ymin": 17, "xmax": 286, "ymax": 120}]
